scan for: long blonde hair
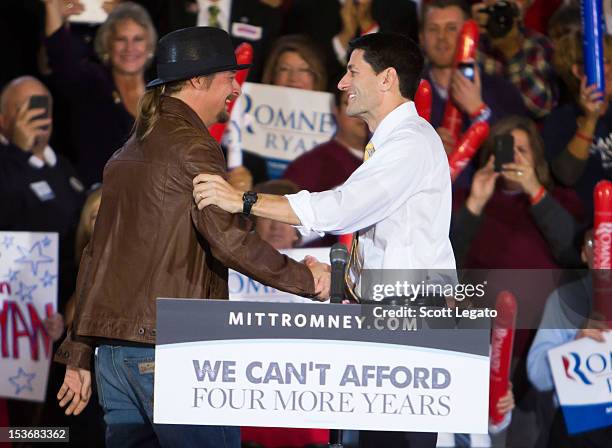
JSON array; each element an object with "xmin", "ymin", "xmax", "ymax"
[
  {"xmin": 134, "ymin": 80, "xmax": 186, "ymax": 141},
  {"xmin": 74, "ymin": 188, "xmax": 103, "ymax": 264}
]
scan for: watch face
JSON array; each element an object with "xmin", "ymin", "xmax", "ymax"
[{"xmin": 242, "ymin": 191, "xmax": 257, "ymax": 215}]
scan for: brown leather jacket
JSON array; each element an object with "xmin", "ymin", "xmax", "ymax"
[{"xmin": 55, "ymin": 96, "xmax": 315, "ymax": 370}]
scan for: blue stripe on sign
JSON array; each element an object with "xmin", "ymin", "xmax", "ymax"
[{"xmin": 562, "ymin": 401, "xmax": 612, "ymax": 434}]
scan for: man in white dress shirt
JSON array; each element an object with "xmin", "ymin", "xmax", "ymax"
[{"xmin": 193, "ymin": 32, "xmax": 454, "ymax": 447}]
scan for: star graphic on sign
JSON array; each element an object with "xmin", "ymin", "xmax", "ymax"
[
  {"xmin": 4, "ymin": 269, "xmax": 19, "ymax": 282},
  {"xmin": 9, "ymin": 368, "xmax": 36, "ymax": 395},
  {"xmin": 40, "ymin": 271, "xmax": 57, "ymax": 287},
  {"xmin": 1, "ymin": 235, "xmax": 14, "ymax": 249},
  {"xmin": 15, "ymin": 282, "xmax": 37, "ymax": 302},
  {"xmin": 40, "ymin": 236, "xmax": 52, "ymax": 247},
  {"xmin": 15, "ymin": 242, "xmax": 53, "ymax": 276}
]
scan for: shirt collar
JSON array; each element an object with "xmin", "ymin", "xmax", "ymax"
[
  {"xmin": 370, "ymin": 101, "xmax": 417, "ymax": 150},
  {"xmin": 28, "ymin": 146, "xmax": 57, "ymax": 169}
]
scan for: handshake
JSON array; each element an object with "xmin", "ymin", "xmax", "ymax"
[{"xmin": 302, "ymin": 256, "xmax": 331, "ymax": 301}]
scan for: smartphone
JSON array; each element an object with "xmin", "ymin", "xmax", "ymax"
[
  {"xmin": 493, "ymin": 134, "xmax": 514, "ymax": 172},
  {"xmin": 458, "ymin": 62, "xmax": 475, "ymax": 81},
  {"xmin": 28, "ymin": 95, "xmax": 50, "ymax": 130}
]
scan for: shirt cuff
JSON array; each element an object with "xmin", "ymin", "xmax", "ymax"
[
  {"xmin": 489, "ymin": 410, "xmax": 512, "ymax": 434},
  {"xmin": 285, "ymin": 190, "xmax": 325, "ymax": 237}
]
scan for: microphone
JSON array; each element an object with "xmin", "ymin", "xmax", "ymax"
[{"xmin": 330, "ymin": 243, "xmax": 348, "ymax": 304}]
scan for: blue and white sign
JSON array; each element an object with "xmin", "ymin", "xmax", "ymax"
[
  {"xmin": 229, "ymin": 248, "xmax": 329, "ymax": 303},
  {"xmin": 0, "ymin": 231, "xmax": 58, "ymax": 402},
  {"xmin": 548, "ymin": 332, "xmax": 612, "ymax": 434},
  {"xmin": 226, "ymin": 83, "xmax": 336, "ymax": 178}
]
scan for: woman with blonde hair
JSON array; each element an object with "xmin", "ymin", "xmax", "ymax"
[
  {"xmin": 543, "ymin": 30, "xmax": 612, "ymax": 220},
  {"xmin": 42, "ymin": 0, "xmax": 157, "ymax": 188}
]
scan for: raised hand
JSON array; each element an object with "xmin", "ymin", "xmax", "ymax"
[
  {"xmin": 501, "ymin": 150, "xmax": 541, "ymax": 197},
  {"xmin": 42, "ymin": 0, "xmax": 85, "ymax": 21},
  {"xmin": 496, "ymin": 382, "xmax": 515, "ymax": 416},
  {"xmin": 12, "ymin": 100, "xmax": 52, "ymax": 152},
  {"xmin": 336, "ymin": 0, "xmax": 358, "ymax": 49},
  {"xmin": 466, "ymin": 156, "xmax": 499, "ymax": 215},
  {"xmin": 57, "ymin": 365, "xmax": 91, "ymax": 416},
  {"xmin": 356, "ymin": 0, "xmax": 375, "ymax": 32},
  {"xmin": 102, "ymin": 0, "xmax": 120, "ymax": 14},
  {"xmin": 450, "ymin": 63, "xmax": 483, "ymax": 116},
  {"xmin": 578, "ymin": 76, "xmax": 607, "ymax": 120}
]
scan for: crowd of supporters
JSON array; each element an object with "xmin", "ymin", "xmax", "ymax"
[{"xmin": 0, "ymin": 0, "xmax": 610, "ymax": 447}]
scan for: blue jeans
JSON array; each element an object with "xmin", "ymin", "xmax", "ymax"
[{"xmin": 95, "ymin": 345, "xmax": 239, "ymax": 448}]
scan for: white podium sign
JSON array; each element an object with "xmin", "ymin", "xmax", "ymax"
[{"xmin": 154, "ymin": 300, "xmax": 490, "ymax": 433}]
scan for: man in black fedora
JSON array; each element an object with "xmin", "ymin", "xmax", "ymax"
[{"xmin": 52, "ymin": 26, "xmax": 331, "ymax": 448}]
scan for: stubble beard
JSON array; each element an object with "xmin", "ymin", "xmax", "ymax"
[{"xmin": 216, "ymin": 109, "xmax": 230, "ymax": 124}]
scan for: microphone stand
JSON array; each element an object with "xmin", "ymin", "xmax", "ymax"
[
  {"xmin": 328, "ymin": 243, "xmax": 348, "ymax": 448},
  {"xmin": 329, "ymin": 429, "xmax": 343, "ymax": 448}
]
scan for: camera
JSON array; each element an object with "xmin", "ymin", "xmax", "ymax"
[{"xmin": 479, "ymin": 1, "xmax": 519, "ymax": 39}]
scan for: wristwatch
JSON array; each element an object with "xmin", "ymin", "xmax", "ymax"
[{"xmin": 242, "ymin": 191, "xmax": 258, "ymax": 216}]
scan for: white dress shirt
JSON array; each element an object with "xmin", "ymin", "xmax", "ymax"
[
  {"xmin": 287, "ymin": 102, "xmax": 456, "ymax": 279},
  {"xmin": 28, "ymin": 145, "xmax": 57, "ymax": 169}
]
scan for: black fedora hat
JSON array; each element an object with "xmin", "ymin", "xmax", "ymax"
[{"xmin": 146, "ymin": 27, "xmax": 251, "ymax": 89}]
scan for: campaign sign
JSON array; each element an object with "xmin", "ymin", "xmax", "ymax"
[
  {"xmin": 229, "ymin": 248, "xmax": 329, "ymax": 303},
  {"xmin": 0, "ymin": 232, "xmax": 58, "ymax": 402},
  {"xmin": 154, "ymin": 300, "xmax": 490, "ymax": 433},
  {"xmin": 226, "ymin": 83, "xmax": 336, "ymax": 178},
  {"xmin": 67, "ymin": 0, "xmax": 108, "ymax": 24},
  {"xmin": 548, "ymin": 332, "xmax": 612, "ymax": 434}
]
